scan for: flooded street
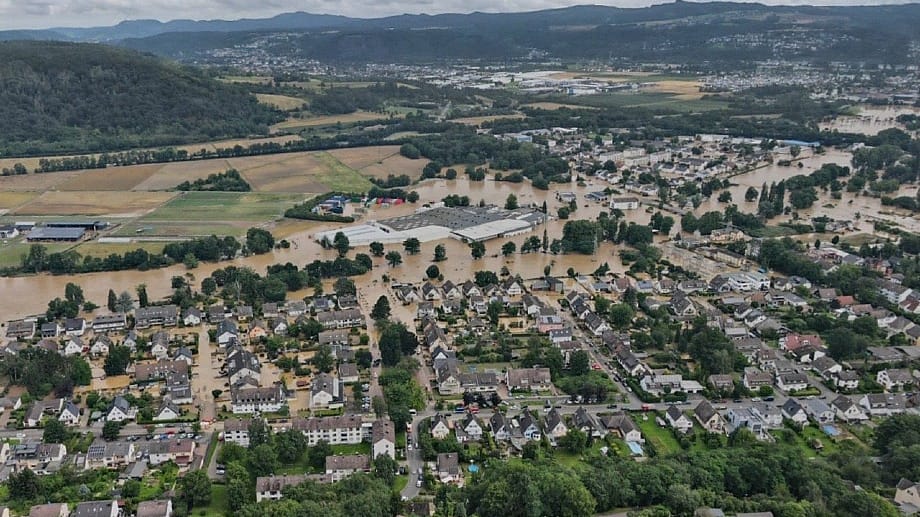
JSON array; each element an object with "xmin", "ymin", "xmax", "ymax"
[{"xmin": 1, "ymin": 148, "xmax": 915, "ymax": 320}]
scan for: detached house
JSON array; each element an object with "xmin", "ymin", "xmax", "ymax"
[
  {"xmin": 372, "ymin": 419, "xmax": 396, "ymax": 460},
  {"xmin": 665, "ymin": 405, "xmax": 693, "ymax": 434},
  {"xmin": 310, "ymin": 373, "xmax": 345, "ymax": 409},
  {"xmin": 831, "ymin": 396, "xmax": 867, "ymax": 422},
  {"xmin": 694, "ymin": 401, "xmax": 725, "ymax": 434}
]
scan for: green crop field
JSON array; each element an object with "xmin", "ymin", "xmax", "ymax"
[{"xmin": 143, "ymin": 192, "xmax": 304, "ymax": 223}]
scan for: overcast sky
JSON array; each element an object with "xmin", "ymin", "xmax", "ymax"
[{"xmin": 0, "ymin": 0, "xmax": 909, "ymax": 30}]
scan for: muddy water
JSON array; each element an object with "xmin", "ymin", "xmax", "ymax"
[
  {"xmin": 695, "ymin": 148, "xmax": 920, "ymax": 233},
  {"xmin": 0, "ymin": 177, "xmax": 653, "ymax": 320},
  {"xmin": 819, "ymin": 105, "xmax": 920, "ymax": 136},
  {"xmin": 4, "ymin": 150, "xmax": 913, "ymax": 321}
]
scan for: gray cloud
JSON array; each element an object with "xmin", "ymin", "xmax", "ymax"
[{"xmin": 0, "ymin": 0, "xmax": 909, "ymax": 30}]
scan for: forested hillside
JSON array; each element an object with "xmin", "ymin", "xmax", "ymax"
[{"xmin": 0, "ymin": 41, "xmax": 283, "ymax": 156}]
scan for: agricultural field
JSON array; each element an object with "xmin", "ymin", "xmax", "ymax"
[
  {"xmin": 0, "ymin": 191, "xmax": 37, "ymax": 210},
  {"xmin": 0, "ymin": 169, "xmax": 82, "ymax": 191},
  {"xmin": 72, "ymin": 241, "xmax": 168, "ymax": 259},
  {"xmin": 0, "ymin": 242, "xmax": 71, "ymax": 268},
  {"xmin": 523, "ymin": 102, "xmax": 596, "ymax": 110},
  {"xmin": 452, "ymin": 114, "xmax": 526, "ymax": 126},
  {"xmin": 142, "ymin": 192, "xmax": 303, "ymax": 223},
  {"xmin": 56, "ymin": 164, "xmax": 163, "ymax": 191},
  {"xmin": 12, "ymin": 191, "xmax": 175, "ymax": 217},
  {"xmin": 553, "ymin": 92, "xmax": 727, "ymax": 112},
  {"xmin": 328, "ymin": 145, "xmax": 429, "ymax": 181},
  {"xmin": 328, "ymin": 145, "xmax": 403, "ymax": 170},
  {"xmin": 255, "ymin": 93, "xmax": 307, "ymax": 111},
  {"xmin": 271, "ymin": 111, "xmax": 390, "ymax": 131}
]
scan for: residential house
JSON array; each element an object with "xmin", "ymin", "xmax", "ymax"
[
  {"xmin": 431, "ymin": 453, "xmax": 461, "ymax": 487},
  {"xmin": 255, "ymin": 475, "xmax": 308, "ymax": 502},
  {"xmin": 92, "ymin": 313, "xmax": 126, "ymax": 332},
  {"xmin": 135, "ymin": 305, "xmax": 179, "ymax": 329},
  {"xmin": 318, "ymin": 330, "xmax": 350, "ymax": 347},
  {"xmin": 106, "ymin": 396, "xmax": 133, "ymax": 422},
  {"xmin": 802, "ymin": 399, "xmax": 835, "ymax": 424},
  {"xmin": 40, "ymin": 322, "xmax": 62, "ymax": 338},
  {"xmin": 781, "ymin": 399, "xmax": 808, "ymax": 426},
  {"xmin": 28, "ymin": 503, "xmax": 69, "ymax": 517},
  {"xmin": 216, "ymin": 320, "xmax": 239, "ymax": 346},
  {"xmin": 505, "ymin": 368, "xmax": 552, "ymax": 392},
  {"xmin": 310, "ymin": 374, "xmax": 345, "ymax": 409},
  {"xmin": 372, "ymin": 419, "xmax": 396, "ymax": 460},
  {"xmin": 859, "ymin": 393, "xmax": 907, "ymax": 417},
  {"xmin": 90, "ymin": 335, "xmax": 111, "ymax": 357},
  {"xmin": 669, "ymin": 292, "xmax": 698, "ymax": 318},
  {"xmin": 617, "ymin": 350, "xmax": 647, "ymax": 377},
  {"xmin": 708, "ymin": 374, "xmax": 735, "ymax": 392},
  {"xmin": 518, "ymin": 412, "xmax": 542, "ymax": 441},
  {"xmin": 153, "ymin": 401, "xmax": 181, "ymax": 421},
  {"xmin": 430, "ymin": 415, "xmax": 451, "ymax": 440},
  {"xmin": 71, "ymin": 501, "xmax": 118, "ymax": 517},
  {"xmin": 421, "ymin": 282, "xmax": 442, "ymax": 301},
  {"xmin": 776, "ymin": 372, "xmax": 809, "ymax": 392},
  {"xmin": 325, "ymin": 454, "xmax": 370, "ymax": 482},
  {"xmin": 585, "ymin": 312, "xmax": 611, "ymax": 336},
  {"xmin": 134, "ymin": 359, "xmax": 188, "ymax": 384},
  {"xmin": 835, "ymin": 370, "xmax": 860, "ymax": 391},
  {"xmin": 572, "ymin": 407, "xmax": 605, "ymax": 438},
  {"xmin": 457, "ymin": 414, "xmax": 484, "ymax": 442},
  {"xmin": 316, "ymin": 309, "xmax": 365, "ymax": 330},
  {"xmin": 5, "ymin": 320, "xmax": 35, "ymax": 339},
  {"xmin": 227, "ymin": 349, "xmax": 261, "ymax": 386},
  {"xmin": 150, "ymin": 331, "xmax": 170, "ymax": 359},
  {"xmin": 338, "ymin": 363, "xmax": 359, "ymax": 384},
  {"xmin": 64, "ymin": 318, "xmax": 86, "ymax": 337},
  {"xmin": 292, "ymin": 415, "xmax": 366, "ymax": 446},
  {"xmin": 895, "ymin": 479, "xmax": 920, "ymax": 514},
  {"xmin": 230, "ymin": 384, "xmax": 286, "ymax": 414},
  {"xmin": 58, "ymin": 402, "xmax": 80, "ymax": 426},
  {"xmin": 136, "ymin": 500, "xmax": 173, "ymax": 517},
  {"xmin": 490, "ymin": 412, "xmax": 512, "ymax": 441},
  {"xmin": 831, "ymin": 396, "xmax": 868, "ymax": 422},
  {"xmin": 223, "ymin": 418, "xmax": 252, "ymax": 447},
  {"xmin": 85, "ymin": 440, "xmax": 135, "ymax": 470},
  {"xmin": 182, "ymin": 308, "xmax": 202, "ymax": 326},
  {"xmin": 543, "ymin": 409, "xmax": 568, "ymax": 440},
  {"xmin": 173, "ymin": 346, "xmax": 193, "ymax": 366},
  {"xmin": 694, "ymin": 401, "xmax": 725, "ymax": 434},
  {"xmin": 877, "ymin": 369, "xmax": 916, "ymax": 391},
  {"xmin": 665, "ymin": 405, "xmax": 693, "ymax": 434}
]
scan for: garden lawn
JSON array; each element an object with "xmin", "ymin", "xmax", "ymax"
[{"xmin": 636, "ymin": 413, "xmax": 682, "ymax": 456}]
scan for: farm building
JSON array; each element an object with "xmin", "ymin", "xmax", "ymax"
[{"xmin": 27, "ymin": 227, "xmax": 86, "ymax": 242}]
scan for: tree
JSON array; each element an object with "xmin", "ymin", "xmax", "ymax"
[
  {"xmin": 201, "ymin": 277, "xmax": 217, "ymax": 296},
  {"xmin": 248, "ymin": 418, "xmax": 271, "ymax": 449},
  {"xmin": 371, "ymin": 295, "xmax": 391, "ymax": 320},
  {"xmin": 249, "ymin": 443, "xmax": 279, "ymax": 477},
  {"xmin": 313, "ymin": 344, "xmax": 334, "ymax": 373},
  {"xmin": 65, "ymin": 282, "xmax": 84, "ymax": 305},
  {"xmin": 369, "ymin": 241, "xmax": 385, "ymax": 257},
  {"xmin": 474, "ymin": 270, "xmax": 499, "ymax": 287},
  {"xmin": 180, "ymin": 469, "xmax": 212, "ymax": 511},
  {"xmin": 561, "ymin": 220, "xmax": 600, "ymax": 254},
  {"xmin": 718, "ymin": 191, "xmax": 732, "ymax": 203},
  {"xmin": 136, "ymin": 284, "xmax": 148, "ymax": 308},
  {"xmin": 505, "ymin": 193, "xmax": 519, "ymax": 210},
  {"xmin": 245, "ymin": 227, "xmax": 275, "ymax": 254},
  {"xmin": 569, "ymin": 350, "xmax": 591, "ymax": 376},
  {"xmin": 102, "ymin": 420, "xmax": 122, "ymax": 441},
  {"xmin": 790, "ymin": 145, "xmax": 801, "ymax": 158},
  {"xmin": 334, "ymin": 277, "xmax": 356, "ymax": 296},
  {"xmin": 745, "ymin": 186, "xmax": 759, "ymax": 202},
  {"xmin": 609, "ymin": 303, "xmax": 635, "ymax": 328},
  {"xmin": 8, "ymin": 468, "xmax": 40, "ymax": 501},
  {"xmin": 372, "ymin": 396, "xmax": 387, "ymax": 418},
  {"xmin": 433, "ymin": 244, "xmax": 447, "ymax": 262},
  {"xmin": 308, "ymin": 440, "xmax": 333, "ymax": 469},
  {"xmin": 275, "ymin": 429, "xmax": 308, "ymax": 463},
  {"xmin": 373, "ymin": 454, "xmax": 398, "ymax": 486},
  {"xmin": 103, "ymin": 345, "xmax": 131, "ymax": 376},
  {"xmin": 445, "ymin": 168, "xmax": 458, "ymax": 180},
  {"xmin": 501, "ymin": 241, "xmax": 516, "ymax": 256},
  {"xmin": 559, "ymin": 426, "xmax": 588, "ymax": 454},
  {"xmin": 426, "ymin": 264, "xmax": 440, "ymax": 279},
  {"xmin": 385, "ymin": 251, "xmax": 402, "ymax": 267},
  {"xmin": 403, "ymin": 238, "xmax": 421, "ymax": 255},
  {"xmin": 333, "ymin": 232, "xmax": 350, "ymax": 257},
  {"xmin": 107, "ymin": 289, "xmax": 117, "ymax": 312},
  {"xmin": 43, "ymin": 418, "xmax": 70, "ymax": 443},
  {"xmin": 487, "ymin": 300, "xmax": 503, "ymax": 324},
  {"xmin": 470, "ymin": 241, "xmax": 486, "ymax": 260}
]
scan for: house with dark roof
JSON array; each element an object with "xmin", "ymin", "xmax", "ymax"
[
  {"xmin": 694, "ymin": 401, "xmax": 725, "ymax": 434},
  {"xmin": 372, "ymin": 419, "xmax": 395, "ymax": 460}
]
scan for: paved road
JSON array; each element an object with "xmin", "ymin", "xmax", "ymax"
[{"xmin": 401, "ymin": 419, "xmax": 424, "ymax": 500}]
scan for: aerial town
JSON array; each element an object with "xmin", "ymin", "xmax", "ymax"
[{"xmin": 1, "ymin": 2, "xmax": 920, "ymax": 517}]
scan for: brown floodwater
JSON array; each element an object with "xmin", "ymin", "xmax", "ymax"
[
  {"xmin": 819, "ymin": 105, "xmax": 920, "ymax": 136},
  {"xmin": 2, "ymin": 150, "xmax": 913, "ymax": 321}
]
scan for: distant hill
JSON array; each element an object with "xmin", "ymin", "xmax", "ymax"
[
  {"xmin": 112, "ymin": 2, "xmax": 920, "ymax": 65},
  {"xmin": 0, "ymin": 41, "xmax": 282, "ymax": 156}
]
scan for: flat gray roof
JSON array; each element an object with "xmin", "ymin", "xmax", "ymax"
[{"xmin": 27, "ymin": 227, "xmax": 85, "ymax": 240}]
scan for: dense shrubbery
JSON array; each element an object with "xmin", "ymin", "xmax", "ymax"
[{"xmin": 176, "ymin": 168, "xmax": 251, "ymax": 192}]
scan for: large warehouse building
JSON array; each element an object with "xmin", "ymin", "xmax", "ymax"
[{"xmin": 314, "ymin": 205, "xmax": 545, "ymax": 246}]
